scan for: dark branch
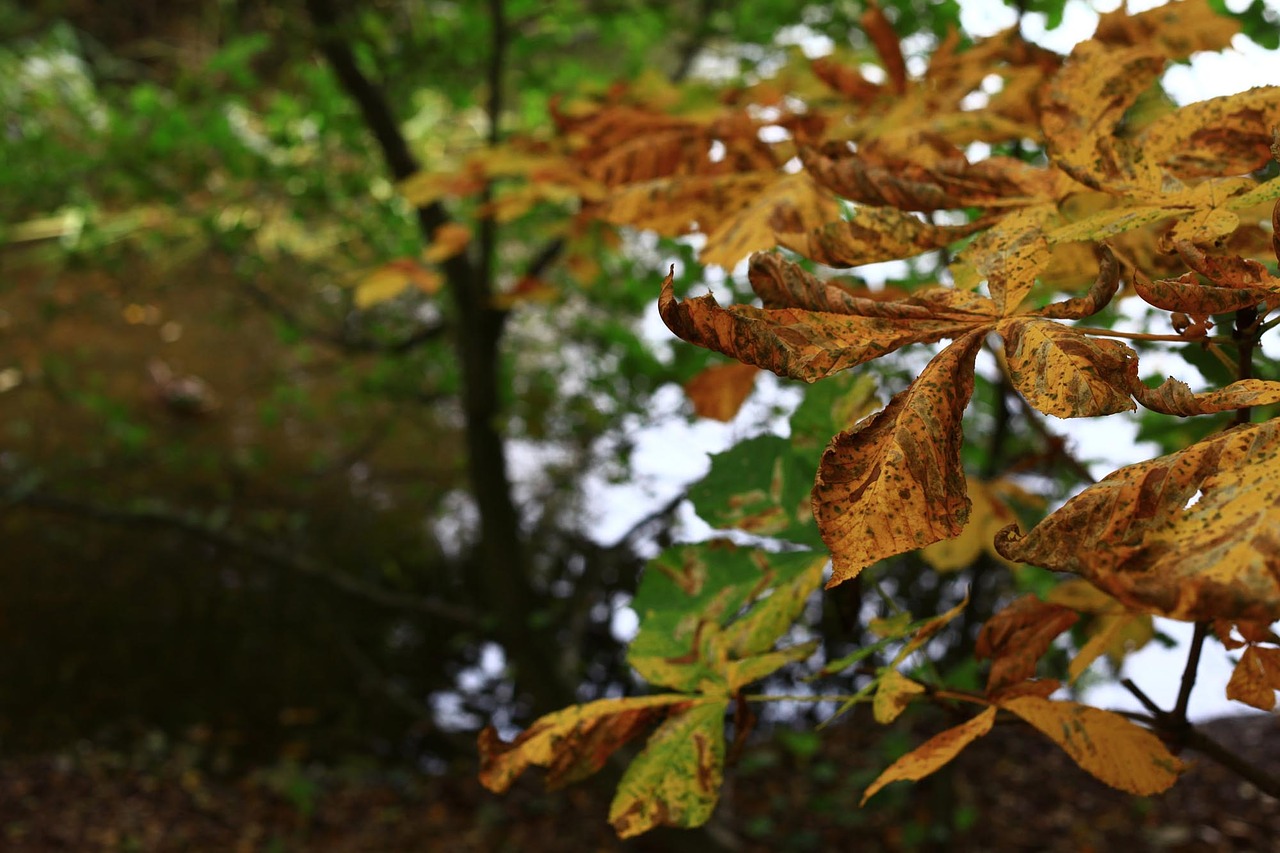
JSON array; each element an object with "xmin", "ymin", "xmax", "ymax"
[
  {"xmin": 1173, "ymin": 621, "xmax": 1209, "ymax": 722},
  {"xmin": 9, "ymin": 491, "xmax": 478, "ymax": 625}
]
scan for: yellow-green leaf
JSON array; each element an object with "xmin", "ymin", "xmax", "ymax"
[
  {"xmin": 609, "ymin": 699, "xmax": 729, "ymax": 838},
  {"xmin": 873, "ymin": 669, "xmax": 926, "ymax": 724}
]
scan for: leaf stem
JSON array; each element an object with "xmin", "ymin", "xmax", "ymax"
[{"xmin": 1073, "ymin": 326, "xmax": 1232, "ymax": 344}]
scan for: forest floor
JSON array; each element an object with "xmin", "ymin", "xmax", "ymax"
[{"xmin": 1, "ymin": 711, "xmax": 1276, "ymax": 852}]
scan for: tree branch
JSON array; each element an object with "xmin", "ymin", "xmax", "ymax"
[{"xmin": 9, "ymin": 490, "xmax": 478, "ymax": 625}]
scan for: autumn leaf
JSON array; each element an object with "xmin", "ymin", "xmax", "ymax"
[
  {"xmin": 998, "ymin": 318, "xmax": 1136, "ymax": 418},
  {"xmin": 353, "ymin": 259, "xmax": 441, "ymax": 308},
  {"xmin": 658, "ymin": 265, "xmax": 982, "ymax": 382},
  {"xmin": 920, "ymin": 481, "xmax": 1020, "ymax": 571},
  {"xmin": 478, "ymin": 694, "xmax": 696, "ymax": 793},
  {"xmin": 1133, "ymin": 269, "xmax": 1271, "ymax": 315},
  {"xmin": 956, "ymin": 206, "xmax": 1056, "ymax": 316},
  {"xmin": 1141, "ymin": 86, "xmax": 1280, "ymax": 179},
  {"xmin": 423, "ymin": 222, "xmax": 471, "ymax": 262},
  {"xmin": 609, "ymin": 699, "xmax": 729, "ymax": 838},
  {"xmin": 1225, "ymin": 645, "xmax": 1280, "ymax": 710},
  {"xmin": 1043, "ymin": 579, "xmax": 1155, "ymax": 681},
  {"xmin": 999, "ymin": 697, "xmax": 1183, "ymax": 795},
  {"xmin": 873, "ymin": 669, "xmax": 926, "ymax": 724},
  {"xmin": 628, "ymin": 545, "xmax": 826, "ymax": 692},
  {"xmin": 995, "ymin": 420, "xmax": 1280, "ymax": 621},
  {"xmin": 1126, "ymin": 368, "xmax": 1280, "ymax": 417},
  {"xmin": 777, "ymin": 206, "xmax": 988, "ymax": 268},
  {"xmin": 683, "ymin": 361, "xmax": 759, "ymax": 421},
  {"xmin": 1040, "ymin": 41, "xmax": 1166, "ymax": 193},
  {"xmin": 975, "ymin": 594, "xmax": 1079, "ymax": 696},
  {"xmin": 861, "ymin": 706, "xmax": 997, "ymax": 805},
  {"xmin": 815, "ymin": 331, "xmax": 987, "ymax": 587},
  {"xmin": 1094, "ymin": 0, "xmax": 1240, "ymax": 59},
  {"xmin": 861, "ymin": 1, "xmax": 907, "ymax": 95}
]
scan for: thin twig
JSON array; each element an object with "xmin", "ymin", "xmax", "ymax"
[{"xmin": 1173, "ymin": 621, "xmax": 1210, "ymax": 722}]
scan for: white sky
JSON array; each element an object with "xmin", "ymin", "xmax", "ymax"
[{"xmin": 563, "ymin": 0, "xmax": 1280, "ymax": 722}]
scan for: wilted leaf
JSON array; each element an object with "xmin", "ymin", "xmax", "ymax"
[
  {"xmin": 921, "ymin": 481, "xmax": 1019, "ymax": 571},
  {"xmin": 609, "ymin": 699, "xmax": 729, "ymax": 838},
  {"xmin": 995, "ymin": 420, "xmax": 1280, "ymax": 621},
  {"xmin": 998, "ymin": 318, "xmax": 1136, "ymax": 418},
  {"xmin": 659, "ymin": 267, "xmax": 980, "ymax": 382},
  {"xmin": 860, "ymin": 706, "xmax": 997, "ymax": 805},
  {"xmin": 815, "ymin": 332, "xmax": 986, "ymax": 586},
  {"xmin": 975, "ymin": 594, "xmax": 1079, "ymax": 695},
  {"xmin": 1031, "ymin": 243, "xmax": 1122, "ymax": 320},
  {"xmin": 1133, "ymin": 270, "xmax": 1270, "ymax": 315},
  {"xmin": 703, "ymin": 173, "xmax": 842, "ymax": 268},
  {"xmin": 861, "ymin": 1, "xmax": 907, "ymax": 95},
  {"xmin": 959, "ymin": 206, "xmax": 1055, "ymax": 316},
  {"xmin": 1225, "ymin": 645, "xmax": 1280, "ymax": 710},
  {"xmin": 777, "ymin": 206, "xmax": 988, "ymax": 268},
  {"xmin": 873, "ymin": 669, "xmax": 926, "ymax": 724},
  {"xmin": 683, "ymin": 361, "xmax": 759, "ymax": 421},
  {"xmin": 478, "ymin": 694, "xmax": 694, "ymax": 793},
  {"xmin": 1000, "ymin": 697, "xmax": 1183, "ymax": 795},
  {"xmin": 1142, "ymin": 87, "xmax": 1280, "ymax": 179},
  {"xmin": 1128, "ymin": 370, "xmax": 1280, "ymax": 417}
]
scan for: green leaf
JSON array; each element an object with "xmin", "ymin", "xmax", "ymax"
[{"xmin": 689, "ymin": 436, "xmax": 821, "ymax": 546}]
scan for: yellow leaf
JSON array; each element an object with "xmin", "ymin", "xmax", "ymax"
[
  {"xmin": 478, "ymin": 694, "xmax": 699, "ymax": 793},
  {"xmin": 998, "ymin": 318, "xmax": 1136, "ymax": 418},
  {"xmin": 683, "ymin": 362, "xmax": 760, "ymax": 422},
  {"xmin": 996, "ymin": 420, "xmax": 1280, "ymax": 622},
  {"xmin": 874, "ymin": 670, "xmax": 925, "ymax": 724},
  {"xmin": 702, "ymin": 173, "xmax": 841, "ymax": 269},
  {"xmin": 1095, "ymin": 0, "xmax": 1240, "ymax": 59},
  {"xmin": 815, "ymin": 332, "xmax": 986, "ymax": 586},
  {"xmin": 353, "ymin": 259, "xmax": 441, "ymax": 308},
  {"xmin": 958, "ymin": 206, "xmax": 1055, "ymax": 316},
  {"xmin": 861, "ymin": 706, "xmax": 997, "ymax": 805},
  {"xmin": 1067, "ymin": 613, "xmax": 1151, "ymax": 683},
  {"xmin": 423, "ymin": 223, "xmax": 471, "ymax": 262},
  {"xmin": 1000, "ymin": 697, "xmax": 1183, "ymax": 795},
  {"xmin": 1225, "ymin": 645, "xmax": 1280, "ymax": 711},
  {"xmin": 921, "ymin": 481, "xmax": 1019, "ymax": 572}
]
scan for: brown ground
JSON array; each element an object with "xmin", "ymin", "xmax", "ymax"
[{"xmin": 1, "ymin": 712, "xmax": 1276, "ymax": 852}]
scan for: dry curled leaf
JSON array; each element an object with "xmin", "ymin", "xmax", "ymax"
[{"xmin": 996, "ymin": 420, "xmax": 1280, "ymax": 621}]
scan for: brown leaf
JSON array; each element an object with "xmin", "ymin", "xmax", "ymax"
[
  {"xmin": 479, "ymin": 695, "xmax": 690, "ymax": 793},
  {"xmin": 658, "ymin": 267, "xmax": 979, "ymax": 382},
  {"xmin": 1032, "ymin": 244, "xmax": 1122, "ymax": 320},
  {"xmin": 998, "ymin": 318, "xmax": 1136, "ymax": 418},
  {"xmin": 860, "ymin": 706, "xmax": 997, "ymax": 805},
  {"xmin": 777, "ymin": 207, "xmax": 988, "ymax": 268},
  {"xmin": 683, "ymin": 362, "xmax": 759, "ymax": 421},
  {"xmin": 1141, "ymin": 87, "xmax": 1280, "ymax": 179},
  {"xmin": 815, "ymin": 332, "xmax": 987, "ymax": 586},
  {"xmin": 861, "ymin": 1, "xmax": 907, "ymax": 95},
  {"xmin": 975, "ymin": 594, "xmax": 1079, "ymax": 696},
  {"xmin": 800, "ymin": 144, "xmax": 1055, "ymax": 211},
  {"xmin": 1000, "ymin": 697, "xmax": 1183, "ymax": 795},
  {"xmin": 810, "ymin": 56, "xmax": 882, "ymax": 102},
  {"xmin": 1226, "ymin": 646, "xmax": 1280, "ymax": 711},
  {"xmin": 995, "ymin": 420, "xmax": 1280, "ymax": 622},
  {"xmin": 1133, "ymin": 269, "xmax": 1270, "ymax": 315},
  {"xmin": 1173, "ymin": 240, "xmax": 1280, "ymax": 290},
  {"xmin": 1126, "ymin": 361, "xmax": 1280, "ymax": 417},
  {"xmin": 703, "ymin": 173, "xmax": 842, "ymax": 269}
]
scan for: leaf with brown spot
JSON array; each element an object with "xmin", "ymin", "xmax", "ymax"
[
  {"xmin": 1126, "ymin": 362, "xmax": 1280, "ymax": 417},
  {"xmin": 478, "ymin": 694, "xmax": 697, "ymax": 793},
  {"xmin": 921, "ymin": 481, "xmax": 1020, "ymax": 572},
  {"xmin": 975, "ymin": 594, "xmax": 1079, "ymax": 696},
  {"xmin": 1225, "ymin": 645, "xmax": 1280, "ymax": 711},
  {"xmin": 1040, "ymin": 42, "xmax": 1166, "ymax": 193},
  {"xmin": 959, "ymin": 206, "xmax": 1057, "ymax": 315},
  {"xmin": 776, "ymin": 206, "xmax": 988, "ymax": 268},
  {"xmin": 1172, "ymin": 240, "xmax": 1280, "ymax": 290},
  {"xmin": 873, "ymin": 669, "xmax": 926, "ymax": 724},
  {"xmin": 1133, "ymin": 270, "xmax": 1270, "ymax": 315},
  {"xmin": 703, "ymin": 173, "xmax": 842, "ymax": 269},
  {"xmin": 683, "ymin": 362, "xmax": 759, "ymax": 422},
  {"xmin": 1094, "ymin": 0, "xmax": 1240, "ymax": 59},
  {"xmin": 995, "ymin": 420, "xmax": 1280, "ymax": 622},
  {"xmin": 659, "ymin": 267, "xmax": 981, "ymax": 382},
  {"xmin": 608, "ymin": 699, "xmax": 729, "ymax": 838},
  {"xmin": 815, "ymin": 332, "xmax": 987, "ymax": 587},
  {"xmin": 999, "ymin": 697, "xmax": 1183, "ymax": 795},
  {"xmin": 861, "ymin": 706, "xmax": 997, "ymax": 805},
  {"xmin": 1141, "ymin": 87, "xmax": 1280, "ymax": 179},
  {"xmin": 998, "ymin": 318, "xmax": 1136, "ymax": 418}
]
